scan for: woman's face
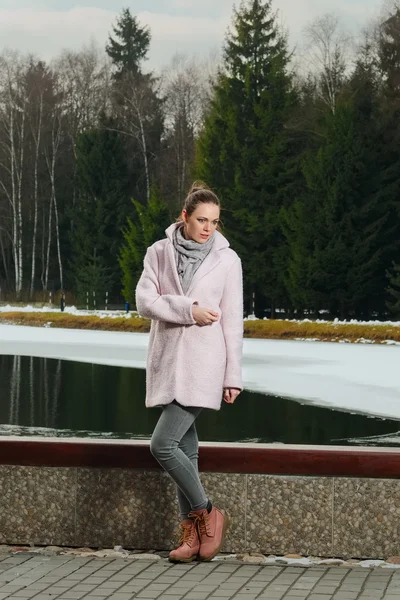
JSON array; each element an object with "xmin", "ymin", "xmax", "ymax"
[{"xmin": 182, "ymin": 202, "xmax": 220, "ymax": 244}]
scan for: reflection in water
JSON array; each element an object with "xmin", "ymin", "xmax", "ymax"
[
  {"xmin": 0, "ymin": 354, "xmax": 399, "ymax": 445},
  {"xmin": 29, "ymin": 356, "xmax": 34, "ymax": 424},
  {"xmin": 9, "ymin": 355, "xmax": 21, "ymax": 425}
]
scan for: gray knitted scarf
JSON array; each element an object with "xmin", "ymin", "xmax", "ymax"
[{"xmin": 173, "ymin": 225, "xmax": 215, "ymax": 294}]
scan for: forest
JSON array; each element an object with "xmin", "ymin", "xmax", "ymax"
[{"xmin": 0, "ymin": 0, "xmax": 400, "ymax": 320}]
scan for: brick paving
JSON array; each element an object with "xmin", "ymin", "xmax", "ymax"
[{"xmin": 0, "ymin": 555, "xmax": 398, "ymax": 600}]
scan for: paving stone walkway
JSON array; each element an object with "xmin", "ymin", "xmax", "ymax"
[{"xmin": 0, "ymin": 554, "xmax": 399, "ymax": 600}]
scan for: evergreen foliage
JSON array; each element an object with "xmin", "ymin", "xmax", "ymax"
[
  {"xmin": 120, "ymin": 187, "xmax": 170, "ymax": 304},
  {"xmin": 74, "ymin": 250, "xmax": 114, "ymax": 307},
  {"xmin": 375, "ymin": 9, "xmax": 400, "ymax": 308},
  {"xmin": 196, "ymin": 0, "xmax": 298, "ymax": 315},
  {"xmin": 2, "ymin": 1, "xmax": 400, "ymax": 318},
  {"xmin": 386, "ymin": 262, "xmax": 400, "ymax": 317},
  {"xmin": 106, "ymin": 8, "xmax": 164, "ymax": 205},
  {"xmin": 283, "ymin": 49, "xmax": 396, "ymax": 318},
  {"xmin": 106, "ymin": 8, "xmax": 151, "ymax": 77},
  {"xmin": 302, "ymin": 104, "xmax": 386, "ymax": 318},
  {"xmin": 69, "ymin": 119, "xmax": 130, "ymax": 299}
]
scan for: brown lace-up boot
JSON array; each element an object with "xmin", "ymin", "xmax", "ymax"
[
  {"xmin": 189, "ymin": 507, "xmax": 229, "ymax": 562},
  {"xmin": 169, "ymin": 519, "xmax": 200, "ymax": 563}
]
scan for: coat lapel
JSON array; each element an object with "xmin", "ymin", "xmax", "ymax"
[
  {"xmin": 167, "ymin": 243, "xmax": 184, "ymax": 295},
  {"xmin": 186, "ymin": 247, "xmax": 222, "ymax": 296}
]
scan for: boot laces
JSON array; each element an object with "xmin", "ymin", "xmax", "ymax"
[
  {"xmin": 176, "ymin": 522, "xmax": 196, "ymax": 547},
  {"xmin": 189, "ymin": 511, "xmax": 211, "ymax": 537}
]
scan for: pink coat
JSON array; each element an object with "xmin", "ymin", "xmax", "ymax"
[{"xmin": 135, "ymin": 222, "xmax": 243, "ymax": 410}]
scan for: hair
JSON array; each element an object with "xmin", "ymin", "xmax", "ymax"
[{"xmin": 177, "ymin": 181, "xmax": 221, "ymax": 222}]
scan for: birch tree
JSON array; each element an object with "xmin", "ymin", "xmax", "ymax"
[
  {"xmin": 25, "ymin": 61, "xmax": 48, "ymax": 297},
  {"xmin": 54, "ymin": 42, "xmax": 112, "ymax": 156},
  {"xmin": 0, "ymin": 51, "xmax": 29, "ymax": 297},
  {"xmin": 161, "ymin": 54, "xmax": 212, "ymax": 207},
  {"xmin": 54, "ymin": 44, "xmax": 113, "ymax": 250},
  {"xmin": 303, "ymin": 14, "xmax": 351, "ymax": 114},
  {"xmin": 111, "ymin": 71, "xmax": 163, "ymax": 203},
  {"xmin": 42, "ymin": 71, "xmax": 64, "ymax": 291}
]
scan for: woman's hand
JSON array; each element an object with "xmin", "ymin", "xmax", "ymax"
[
  {"xmin": 192, "ymin": 305, "xmax": 219, "ymax": 326},
  {"xmin": 223, "ymin": 388, "xmax": 241, "ymax": 404}
]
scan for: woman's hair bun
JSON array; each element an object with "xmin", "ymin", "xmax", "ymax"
[
  {"xmin": 179, "ymin": 179, "xmax": 221, "ymax": 220},
  {"xmin": 188, "ymin": 180, "xmax": 209, "ymax": 195}
]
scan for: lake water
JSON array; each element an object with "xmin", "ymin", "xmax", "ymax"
[{"xmin": 0, "ymin": 355, "xmax": 399, "ymax": 445}]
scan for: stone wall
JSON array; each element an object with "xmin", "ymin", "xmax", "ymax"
[{"xmin": 1, "ymin": 466, "xmax": 399, "ymax": 559}]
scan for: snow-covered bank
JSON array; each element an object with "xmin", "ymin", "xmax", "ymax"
[
  {"xmin": 0, "ymin": 304, "xmax": 133, "ymax": 319},
  {"xmin": 1, "ymin": 324, "xmax": 399, "ymax": 421},
  {"xmin": 1, "ymin": 303, "xmax": 400, "ymax": 328}
]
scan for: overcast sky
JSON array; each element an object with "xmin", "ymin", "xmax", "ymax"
[{"xmin": 0, "ymin": 0, "xmax": 387, "ymax": 70}]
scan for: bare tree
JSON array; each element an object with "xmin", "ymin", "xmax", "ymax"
[
  {"xmin": 377, "ymin": 4, "xmax": 400, "ymax": 90},
  {"xmin": 109, "ymin": 70, "xmax": 162, "ymax": 203},
  {"xmin": 381, "ymin": 0, "xmax": 400, "ymax": 17},
  {"xmin": 0, "ymin": 44, "xmax": 113, "ymax": 300},
  {"xmin": 163, "ymin": 55, "xmax": 202, "ymax": 203},
  {"xmin": 54, "ymin": 42, "xmax": 112, "ymax": 155},
  {"xmin": 54, "ymin": 42, "xmax": 113, "ymax": 235},
  {"xmin": 42, "ymin": 72, "xmax": 64, "ymax": 291},
  {"xmin": 160, "ymin": 53, "xmax": 217, "ymax": 206},
  {"xmin": 0, "ymin": 51, "xmax": 29, "ymax": 297},
  {"xmin": 27, "ymin": 62, "xmax": 46, "ymax": 297},
  {"xmin": 302, "ymin": 14, "xmax": 351, "ymax": 114}
]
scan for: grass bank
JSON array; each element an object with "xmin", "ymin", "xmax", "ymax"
[
  {"xmin": 1, "ymin": 311, "xmax": 400, "ymax": 343},
  {"xmin": 242, "ymin": 318, "xmax": 400, "ymax": 343},
  {"xmin": 0, "ymin": 312, "xmax": 151, "ymax": 333}
]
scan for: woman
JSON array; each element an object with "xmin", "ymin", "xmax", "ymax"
[{"xmin": 135, "ymin": 181, "xmax": 243, "ymax": 563}]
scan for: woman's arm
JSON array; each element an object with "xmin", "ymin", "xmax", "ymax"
[
  {"xmin": 220, "ymin": 257, "xmax": 244, "ymax": 390},
  {"xmin": 135, "ymin": 246, "xmax": 197, "ymax": 325}
]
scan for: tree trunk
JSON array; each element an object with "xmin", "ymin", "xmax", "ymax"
[
  {"xmin": 30, "ymin": 93, "xmax": 43, "ymax": 298},
  {"xmin": 9, "ymin": 106, "xmax": 20, "ymax": 297},
  {"xmin": 52, "ymin": 172, "xmax": 63, "ymax": 290},
  {"xmin": 45, "ymin": 110, "xmax": 63, "ymax": 291},
  {"xmin": 0, "ymin": 233, "xmax": 9, "ymax": 285},
  {"xmin": 16, "ymin": 103, "xmax": 26, "ymax": 297},
  {"xmin": 29, "ymin": 356, "xmax": 35, "ymax": 424},
  {"xmin": 9, "ymin": 355, "xmax": 21, "ymax": 424},
  {"xmin": 137, "ymin": 106, "xmax": 150, "ymax": 203},
  {"xmin": 44, "ymin": 189, "xmax": 53, "ymax": 291},
  {"xmin": 40, "ymin": 208, "xmax": 46, "ymax": 290}
]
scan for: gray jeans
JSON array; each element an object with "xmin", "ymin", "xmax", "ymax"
[{"xmin": 150, "ymin": 401, "xmax": 208, "ymax": 520}]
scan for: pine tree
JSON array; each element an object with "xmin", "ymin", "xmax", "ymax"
[
  {"xmin": 69, "ymin": 118, "xmax": 130, "ymax": 298},
  {"xmin": 196, "ymin": 0, "xmax": 298, "ymax": 315},
  {"xmin": 376, "ymin": 8, "xmax": 400, "ymax": 314},
  {"xmin": 281, "ymin": 32, "xmax": 400, "ymax": 319},
  {"xmin": 280, "ymin": 189, "xmax": 314, "ymax": 312},
  {"xmin": 74, "ymin": 249, "xmax": 114, "ymax": 306},
  {"xmin": 386, "ymin": 262, "xmax": 400, "ymax": 317},
  {"xmin": 277, "ymin": 77, "xmax": 320, "ymax": 314},
  {"xmin": 106, "ymin": 8, "xmax": 150, "ymax": 77},
  {"xmin": 105, "ymin": 8, "xmax": 164, "ymax": 204},
  {"xmin": 297, "ymin": 94, "xmax": 387, "ymax": 318},
  {"xmin": 119, "ymin": 187, "xmax": 170, "ymax": 304}
]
